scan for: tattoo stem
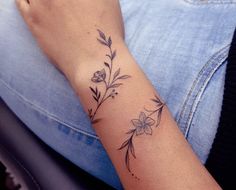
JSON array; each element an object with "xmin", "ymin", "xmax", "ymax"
[
  {"xmin": 107, "ymin": 46, "xmax": 114, "ymax": 86},
  {"xmin": 90, "ymin": 46, "xmax": 114, "ymax": 122},
  {"xmin": 146, "ymin": 104, "xmax": 165, "ymax": 118},
  {"xmin": 89, "ymin": 29, "xmax": 131, "ymax": 124}
]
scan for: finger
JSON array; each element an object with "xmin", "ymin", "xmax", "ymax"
[{"xmin": 15, "ymin": 0, "xmax": 30, "ymax": 18}]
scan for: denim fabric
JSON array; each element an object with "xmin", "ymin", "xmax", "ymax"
[{"xmin": 1, "ymin": 0, "xmax": 236, "ymax": 189}]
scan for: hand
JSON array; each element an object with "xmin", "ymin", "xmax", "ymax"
[{"xmin": 16, "ymin": 0, "xmax": 124, "ymax": 85}]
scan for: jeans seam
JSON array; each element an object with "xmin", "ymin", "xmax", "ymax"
[
  {"xmin": 0, "ymin": 79, "xmax": 99, "ymax": 140},
  {"xmin": 183, "ymin": 0, "xmax": 236, "ymax": 5},
  {"xmin": 177, "ymin": 45, "xmax": 230, "ymax": 137},
  {"xmin": 0, "ymin": 145, "xmax": 41, "ymax": 190},
  {"xmin": 185, "ymin": 61, "xmax": 226, "ymax": 138}
]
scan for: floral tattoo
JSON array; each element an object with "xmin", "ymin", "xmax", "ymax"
[
  {"xmin": 118, "ymin": 95, "xmax": 165, "ymax": 179},
  {"xmin": 88, "ymin": 30, "xmax": 165, "ymax": 180},
  {"xmin": 88, "ymin": 30, "xmax": 131, "ymax": 124}
]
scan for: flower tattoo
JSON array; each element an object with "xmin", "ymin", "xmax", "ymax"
[
  {"xmin": 88, "ymin": 30, "xmax": 131, "ymax": 124},
  {"xmin": 132, "ymin": 112, "xmax": 155, "ymax": 136},
  {"xmin": 118, "ymin": 95, "xmax": 165, "ymax": 179},
  {"xmin": 91, "ymin": 69, "xmax": 106, "ymax": 83}
]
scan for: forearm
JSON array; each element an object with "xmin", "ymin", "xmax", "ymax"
[
  {"xmin": 16, "ymin": 0, "xmax": 221, "ymax": 188},
  {"xmin": 73, "ymin": 30, "xmax": 221, "ymax": 190}
]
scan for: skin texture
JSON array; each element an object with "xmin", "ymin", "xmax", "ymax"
[
  {"xmin": 16, "ymin": 0, "xmax": 124, "ymax": 88},
  {"xmin": 16, "ymin": 0, "xmax": 222, "ymax": 189}
]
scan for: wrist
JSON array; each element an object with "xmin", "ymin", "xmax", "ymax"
[{"xmin": 70, "ymin": 37, "xmax": 129, "ymax": 93}]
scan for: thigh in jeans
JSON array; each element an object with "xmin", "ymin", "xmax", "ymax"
[
  {"xmin": 0, "ymin": 1, "xmax": 116, "ymax": 189},
  {"xmin": 1, "ymin": 0, "xmax": 235, "ymax": 188},
  {"xmin": 0, "ymin": 0, "xmax": 150, "ymax": 189}
]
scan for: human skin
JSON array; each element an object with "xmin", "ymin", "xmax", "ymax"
[{"xmin": 16, "ymin": 0, "xmax": 221, "ymax": 189}]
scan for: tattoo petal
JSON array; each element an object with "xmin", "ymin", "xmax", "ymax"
[
  {"xmin": 145, "ymin": 117, "xmax": 155, "ymax": 126},
  {"xmin": 91, "ymin": 69, "xmax": 106, "ymax": 83},
  {"xmin": 136, "ymin": 127, "xmax": 145, "ymax": 136},
  {"xmin": 144, "ymin": 126, "xmax": 152, "ymax": 135},
  {"xmin": 139, "ymin": 112, "xmax": 147, "ymax": 123},
  {"xmin": 131, "ymin": 119, "xmax": 142, "ymax": 127}
]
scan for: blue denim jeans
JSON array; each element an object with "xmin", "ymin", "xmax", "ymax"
[{"xmin": 1, "ymin": 0, "xmax": 236, "ymax": 189}]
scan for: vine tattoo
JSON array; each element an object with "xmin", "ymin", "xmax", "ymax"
[
  {"xmin": 118, "ymin": 95, "xmax": 165, "ymax": 179},
  {"xmin": 88, "ymin": 30, "xmax": 131, "ymax": 124},
  {"xmin": 88, "ymin": 29, "xmax": 165, "ymax": 180}
]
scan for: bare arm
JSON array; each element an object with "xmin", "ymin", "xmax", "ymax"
[{"xmin": 16, "ymin": 0, "xmax": 221, "ymax": 189}]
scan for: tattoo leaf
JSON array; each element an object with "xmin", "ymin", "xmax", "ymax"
[
  {"xmin": 111, "ymin": 50, "xmax": 116, "ymax": 60},
  {"xmin": 108, "ymin": 37, "xmax": 112, "ymax": 48},
  {"xmin": 129, "ymin": 142, "xmax": 136, "ymax": 158},
  {"xmin": 151, "ymin": 95, "xmax": 163, "ymax": 107},
  {"xmin": 125, "ymin": 152, "xmax": 131, "ymax": 172},
  {"xmin": 104, "ymin": 62, "xmax": 110, "ymax": 69},
  {"xmin": 118, "ymin": 139, "xmax": 130, "ymax": 150},
  {"xmin": 126, "ymin": 129, "xmax": 136, "ymax": 135},
  {"xmin": 156, "ymin": 107, "xmax": 163, "ymax": 127},
  {"xmin": 106, "ymin": 54, "xmax": 112, "ymax": 59},
  {"xmin": 92, "ymin": 118, "xmax": 102, "ymax": 124},
  {"xmin": 113, "ymin": 68, "xmax": 120, "ymax": 80},
  {"xmin": 117, "ymin": 75, "xmax": 131, "ymax": 80},
  {"xmin": 93, "ymin": 95, "xmax": 99, "ymax": 103},
  {"xmin": 89, "ymin": 87, "xmax": 96, "ymax": 95},
  {"xmin": 110, "ymin": 83, "xmax": 123, "ymax": 88},
  {"xmin": 98, "ymin": 92, "xmax": 101, "ymax": 101},
  {"xmin": 97, "ymin": 38, "xmax": 107, "ymax": 46},
  {"xmin": 97, "ymin": 29, "xmax": 106, "ymax": 41}
]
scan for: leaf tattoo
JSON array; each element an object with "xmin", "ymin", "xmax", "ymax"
[
  {"xmin": 118, "ymin": 95, "xmax": 165, "ymax": 179},
  {"xmin": 89, "ymin": 30, "xmax": 131, "ymax": 124}
]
